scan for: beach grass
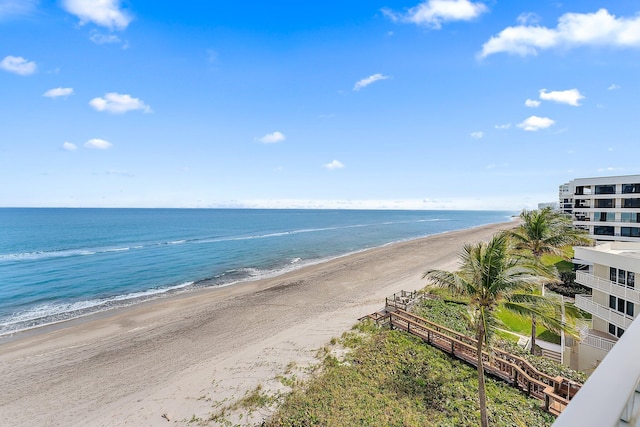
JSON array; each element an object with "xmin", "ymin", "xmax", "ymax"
[{"xmin": 266, "ymin": 321, "xmax": 555, "ymax": 427}]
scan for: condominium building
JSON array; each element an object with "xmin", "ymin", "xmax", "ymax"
[
  {"xmin": 554, "ymin": 303, "xmax": 640, "ymax": 426},
  {"xmin": 566, "ymin": 242, "xmax": 640, "ymax": 372},
  {"xmin": 559, "ymin": 175, "xmax": 640, "ymax": 242}
]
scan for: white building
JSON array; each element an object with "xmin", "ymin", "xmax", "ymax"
[
  {"xmin": 559, "ymin": 175, "xmax": 640, "ymax": 242},
  {"xmin": 566, "ymin": 242, "xmax": 640, "ymax": 373},
  {"xmin": 538, "ymin": 202, "xmax": 559, "ymax": 210},
  {"xmin": 554, "ymin": 306, "xmax": 640, "ymax": 426}
]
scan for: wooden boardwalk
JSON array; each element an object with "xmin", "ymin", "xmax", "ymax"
[{"xmin": 363, "ymin": 306, "xmax": 582, "ymax": 416}]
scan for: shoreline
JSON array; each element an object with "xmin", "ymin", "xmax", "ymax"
[
  {"xmin": 0, "ymin": 216, "xmax": 514, "ymax": 341},
  {"xmin": 0, "ymin": 220, "xmax": 517, "ymax": 427}
]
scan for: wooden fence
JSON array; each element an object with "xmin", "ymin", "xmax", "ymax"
[{"xmin": 365, "ymin": 308, "xmax": 581, "ymax": 416}]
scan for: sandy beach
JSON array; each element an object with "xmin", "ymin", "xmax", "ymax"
[{"xmin": 0, "ymin": 220, "xmax": 515, "ymax": 427}]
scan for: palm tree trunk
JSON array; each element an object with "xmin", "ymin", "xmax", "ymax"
[
  {"xmin": 477, "ymin": 325, "xmax": 489, "ymax": 427},
  {"xmin": 530, "ymin": 315, "xmax": 537, "ymax": 355}
]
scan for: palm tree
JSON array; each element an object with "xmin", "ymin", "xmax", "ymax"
[
  {"xmin": 507, "ymin": 207, "xmax": 591, "ymax": 353},
  {"xmin": 423, "ymin": 232, "xmax": 545, "ymax": 427},
  {"xmin": 509, "ymin": 207, "xmax": 591, "ymax": 258}
]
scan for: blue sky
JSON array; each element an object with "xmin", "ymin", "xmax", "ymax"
[{"xmin": 2, "ymin": 0, "xmax": 640, "ymax": 210}]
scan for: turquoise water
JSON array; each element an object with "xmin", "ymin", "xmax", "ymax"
[{"xmin": 0, "ymin": 208, "xmax": 513, "ymax": 335}]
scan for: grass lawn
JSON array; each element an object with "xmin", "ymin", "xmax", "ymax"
[{"xmin": 494, "ymin": 306, "xmax": 560, "ymax": 344}]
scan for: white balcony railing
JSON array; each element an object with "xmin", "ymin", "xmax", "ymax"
[
  {"xmin": 581, "ymin": 332, "xmax": 617, "ymax": 352},
  {"xmin": 575, "ymin": 295, "xmax": 634, "ymax": 330},
  {"xmin": 554, "ymin": 315, "xmax": 640, "ymax": 426},
  {"xmin": 575, "ymin": 271, "xmax": 640, "ymax": 304}
]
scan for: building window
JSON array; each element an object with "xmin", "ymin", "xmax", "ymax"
[
  {"xmin": 575, "ymin": 199, "xmax": 591, "ymax": 208},
  {"xmin": 621, "ymin": 227, "xmax": 640, "ymax": 237},
  {"xmin": 619, "ymin": 269, "xmax": 627, "ymax": 285},
  {"xmin": 609, "ymin": 295, "xmax": 634, "ymax": 317},
  {"xmin": 596, "ymin": 185, "xmax": 616, "ymax": 195},
  {"xmin": 596, "ymin": 212, "xmax": 615, "ymax": 222},
  {"xmin": 622, "ymin": 183, "xmax": 640, "ymax": 194},
  {"xmin": 610, "ymin": 268, "xmax": 636, "ymax": 289},
  {"xmin": 623, "ymin": 198, "xmax": 640, "ymax": 208},
  {"xmin": 595, "ymin": 199, "xmax": 614, "ymax": 208},
  {"xmin": 621, "ymin": 212, "xmax": 640, "ymax": 223},
  {"xmin": 609, "ymin": 323, "xmax": 625, "ymax": 338},
  {"xmin": 594, "ymin": 226, "xmax": 615, "ymax": 236}
]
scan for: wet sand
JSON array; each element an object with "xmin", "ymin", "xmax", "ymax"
[{"xmin": 0, "ymin": 220, "xmax": 515, "ymax": 426}]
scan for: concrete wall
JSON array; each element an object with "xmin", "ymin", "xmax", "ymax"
[
  {"xmin": 575, "ymin": 342, "xmax": 609, "ymax": 373},
  {"xmin": 593, "ymin": 263, "xmax": 608, "ymax": 280},
  {"xmin": 593, "ymin": 288, "xmax": 608, "ymax": 307},
  {"xmin": 593, "ymin": 317, "xmax": 609, "ymax": 334}
]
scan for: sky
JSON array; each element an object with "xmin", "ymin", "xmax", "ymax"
[{"xmin": 2, "ymin": 0, "xmax": 640, "ymax": 210}]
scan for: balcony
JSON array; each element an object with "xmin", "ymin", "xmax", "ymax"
[
  {"xmin": 622, "ymin": 184, "xmax": 640, "ymax": 194},
  {"xmin": 581, "ymin": 331, "xmax": 617, "ymax": 352},
  {"xmin": 574, "ymin": 295, "xmax": 634, "ymax": 329},
  {"xmin": 554, "ymin": 315, "xmax": 640, "ymax": 427},
  {"xmin": 593, "ymin": 226, "xmax": 615, "ymax": 237},
  {"xmin": 595, "ymin": 185, "xmax": 616, "ymax": 195},
  {"xmin": 623, "ymin": 199, "xmax": 640, "ymax": 208},
  {"xmin": 575, "ymin": 271, "xmax": 640, "ymax": 304}
]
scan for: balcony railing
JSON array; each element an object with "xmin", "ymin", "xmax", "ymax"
[
  {"xmin": 581, "ymin": 332, "xmax": 617, "ymax": 352},
  {"xmin": 575, "ymin": 272, "xmax": 640, "ymax": 304},
  {"xmin": 574, "ymin": 295, "xmax": 634, "ymax": 330},
  {"xmin": 554, "ymin": 315, "xmax": 640, "ymax": 426}
]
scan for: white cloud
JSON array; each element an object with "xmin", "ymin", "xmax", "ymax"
[
  {"xmin": 62, "ymin": 0, "xmax": 132, "ymax": 30},
  {"xmin": 385, "ymin": 0, "xmax": 488, "ymax": 29},
  {"xmin": 494, "ymin": 123, "xmax": 511, "ymax": 130},
  {"xmin": 85, "ymin": 138, "xmax": 112, "ymax": 149},
  {"xmin": 539, "ymin": 88, "xmax": 584, "ymax": 106},
  {"xmin": 517, "ymin": 116, "xmax": 555, "ymax": 131},
  {"xmin": 90, "ymin": 31, "xmax": 122, "ymax": 44},
  {"xmin": 89, "ymin": 92, "xmax": 151, "ymax": 114},
  {"xmin": 470, "ymin": 131, "xmax": 484, "ymax": 139},
  {"xmin": 216, "ymin": 196, "xmax": 540, "ymax": 211},
  {"xmin": 324, "ymin": 160, "xmax": 345, "ymax": 170},
  {"xmin": 0, "ymin": 55, "xmax": 36, "ymax": 75},
  {"xmin": 105, "ymin": 169, "xmax": 133, "ymax": 177},
  {"xmin": 608, "ymin": 83, "xmax": 620, "ymax": 90},
  {"xmin": 525, "ymin": 99, "xmax": 541, "ymax": 107},
  {"xmin": 481, "ymin": 9, "xmax": 640, "ymax": 58},
  {"xmin": 258, "ymin": 131, "xmax": 286, "ymax": 144},
  {"xmin": 597, "ymin": 166, "xmax": 623, "ymax": 172},
  {"xmin": 517, "ymin": 12, "xmax": 540, "ymax": 26},
  {"xmin": 62, "ymin": 142, "xmax": 77, "ymax": 151},
  {"xmin": 353, "ymin": 73, "xmax": 389, "ymax": 91},
  {"xmin": 0, "ymin": 0, "xmax": 38, "ymax": 19},
  {"xmin": 43, "ymin": 87, "xmax": 74, "ymax": 98}
]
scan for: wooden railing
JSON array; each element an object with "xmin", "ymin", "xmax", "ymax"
[
  {"xmin": 368, "ymin": 308, "xmax": 581, "ymax": 416},
  {"xmin": 385, "ymin": 290, "xmax": 421, "ymax": 311}
]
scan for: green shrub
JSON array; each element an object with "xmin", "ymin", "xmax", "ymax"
[{"xmin": 267, "ymin": 327, "xmax": 555, "ymax": 427}]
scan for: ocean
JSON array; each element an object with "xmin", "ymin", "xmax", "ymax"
[{"xmin": 0, "ymin": 208, "xmax": 514, "ymax": 336}]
